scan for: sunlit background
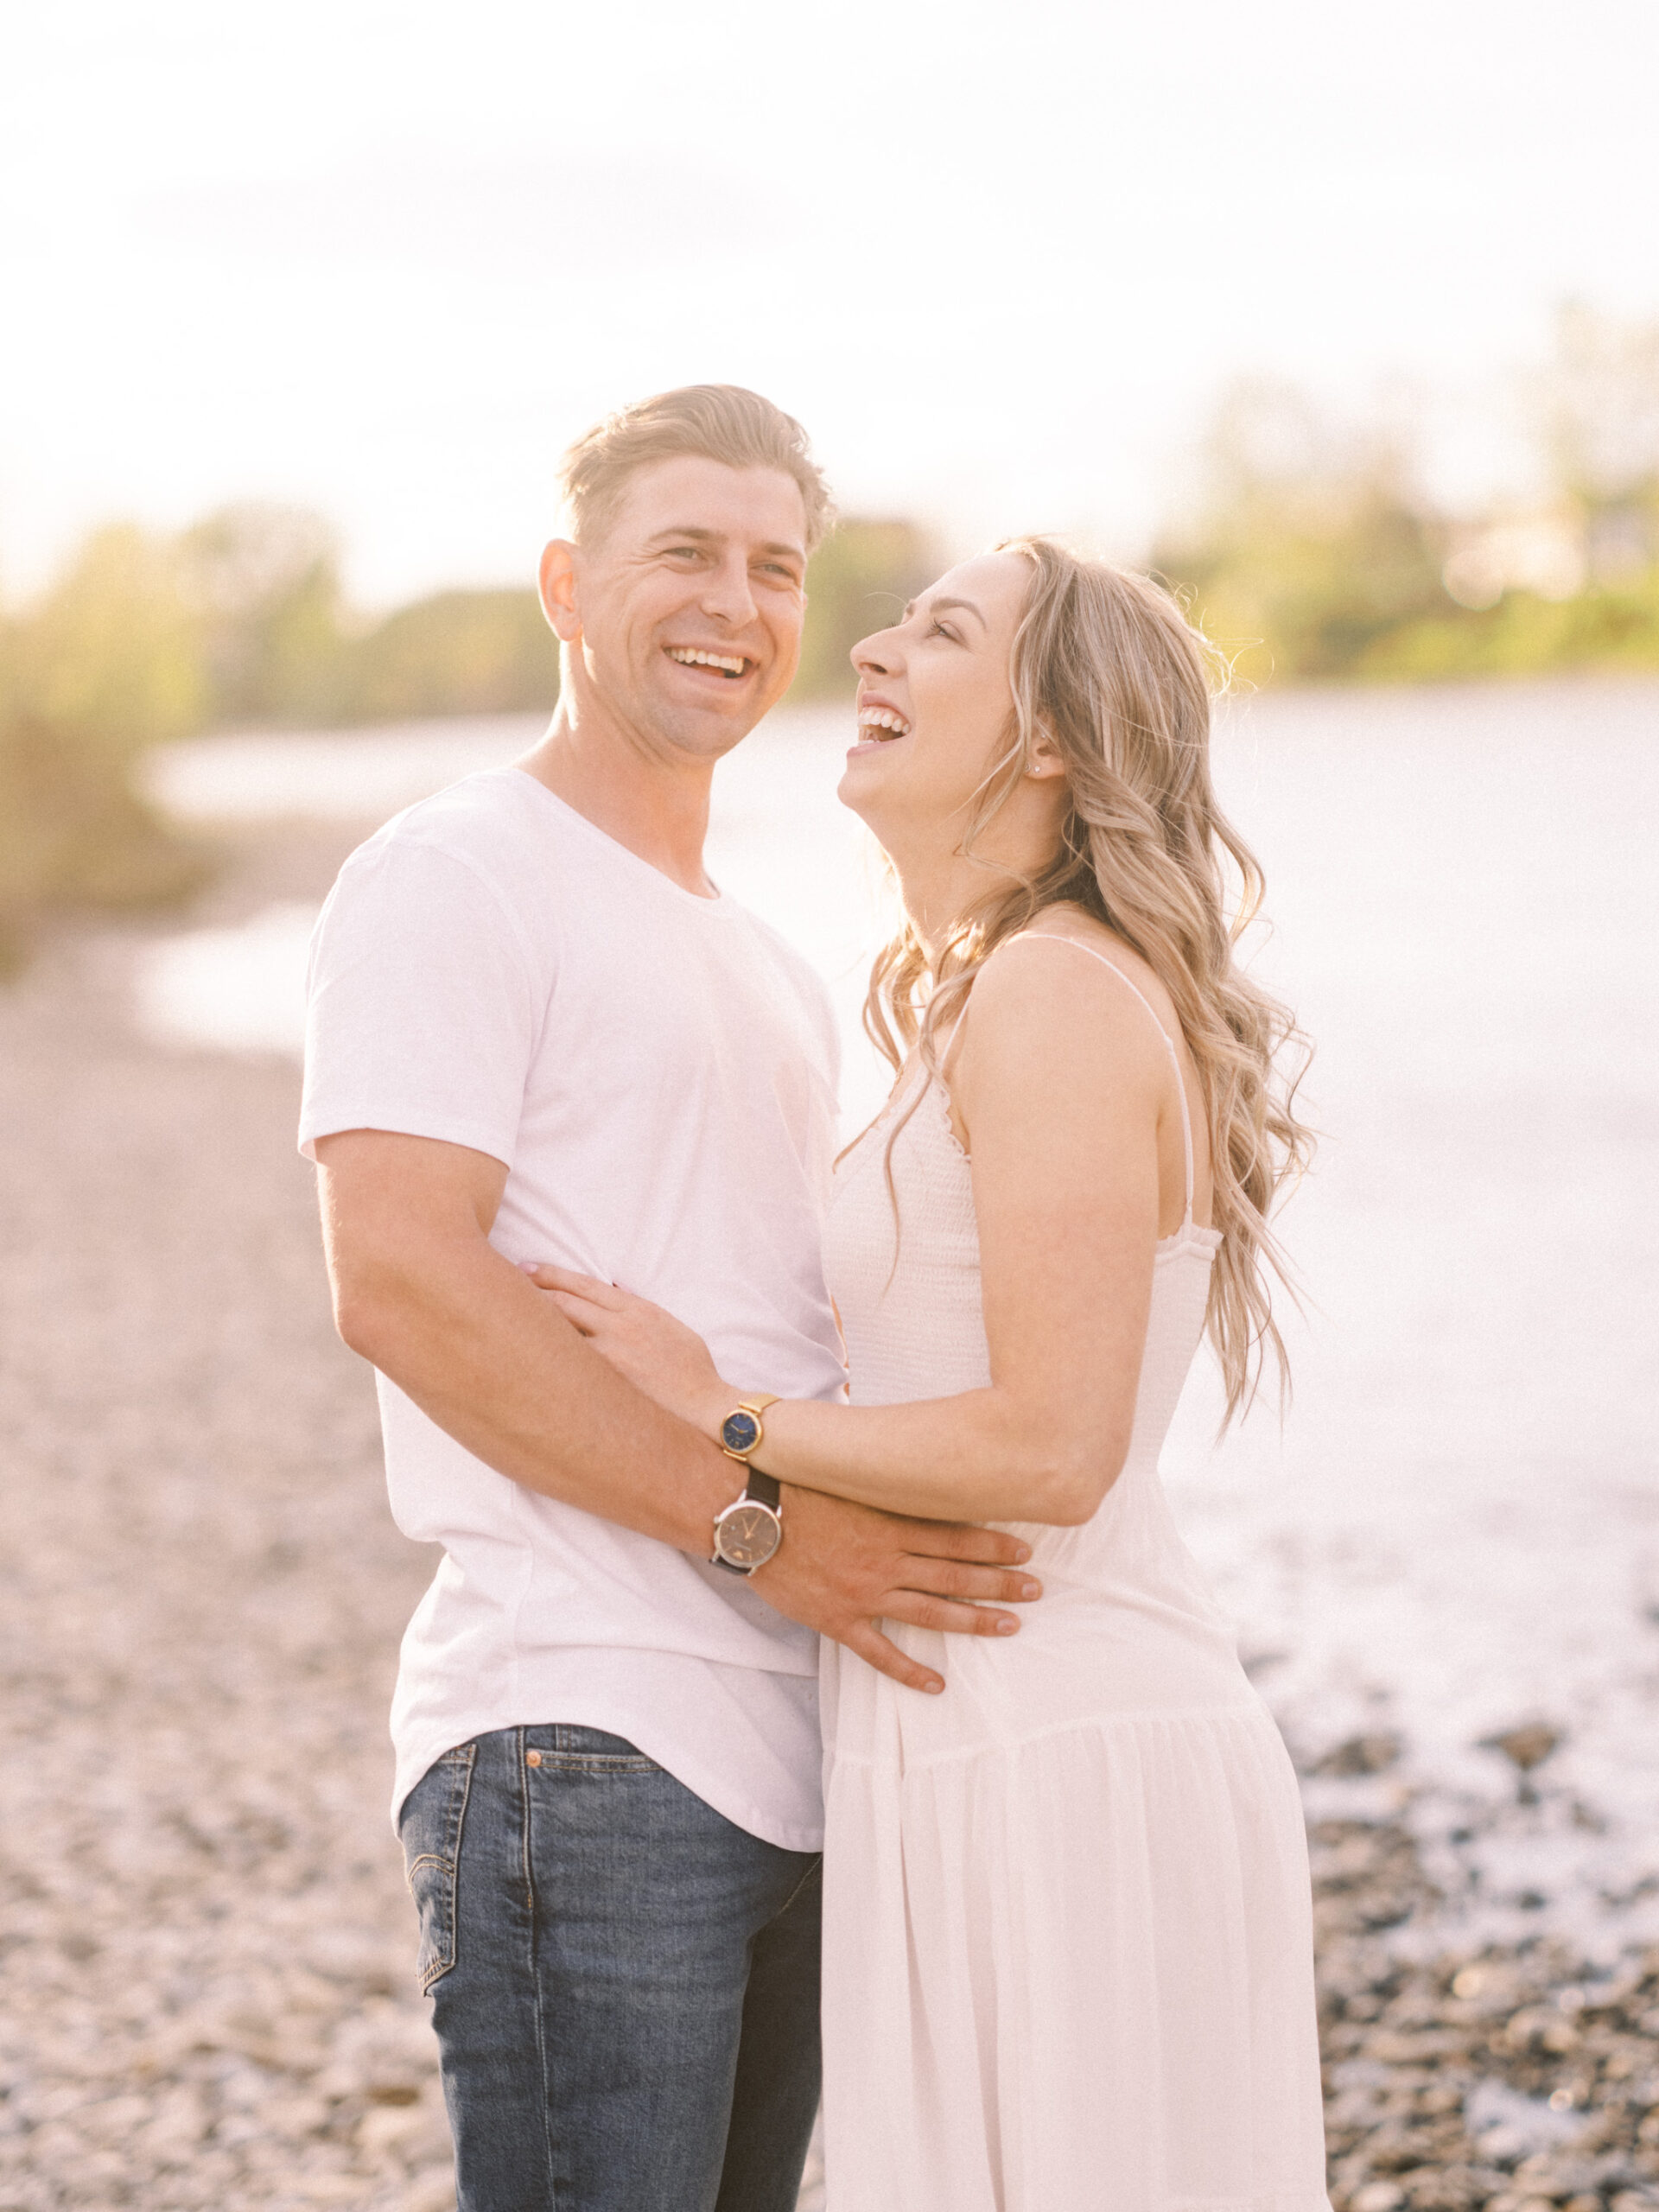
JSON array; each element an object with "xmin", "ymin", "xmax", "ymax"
[
  {"xmin": 3, "ymin": 8, "xmax": 1659, "ymax": 2212},
  {"xmin": 5, "ymin": 0, "xmax": 1659, "ymax": 597}
]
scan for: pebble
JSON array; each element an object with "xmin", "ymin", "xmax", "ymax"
[
  {"xmin": 1313, "ymin": 1813, "xmax": 1659, "ymax": 2209},
  {"xmin": 0, "ymin": 899, "xmax": 455, "ymax": 2212}
]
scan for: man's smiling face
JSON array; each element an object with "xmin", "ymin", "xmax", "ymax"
[{"xmin": 553, "ymin": 454, "xmax": 810, "ymax": 764}]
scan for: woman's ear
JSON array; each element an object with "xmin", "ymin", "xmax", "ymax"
[{"xmin": 1026, "ymin": 725, "xmax": 1067, "ymax": 781}]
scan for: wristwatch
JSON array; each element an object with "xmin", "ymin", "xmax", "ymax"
[{"xmin": 710, "ymin": 1395, "xmax": 784, "ymax": 1575}]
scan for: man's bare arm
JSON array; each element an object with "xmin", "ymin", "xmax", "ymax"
[{"xmin": 314, "ymin": 1128, "xmax": 1038, "ymax": 1692}]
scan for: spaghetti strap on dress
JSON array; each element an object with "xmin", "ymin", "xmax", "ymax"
[
  {"xmin": 817, "ymin": 931, "xmax": 1330, "ymax": 2211},
  {"xmin": 1002, "ymin": 930, "xmax": 1201, "ymax": 1225}
]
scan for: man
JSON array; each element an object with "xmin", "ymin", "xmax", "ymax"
[{"xmin": 301, "ymin": 385, "xmax": 1037, "ymax": 2212}]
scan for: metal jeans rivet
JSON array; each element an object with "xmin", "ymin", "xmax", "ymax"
[{"xmin": 525, "ymin": 1750, "xmax": 543, "ymax": 1767}]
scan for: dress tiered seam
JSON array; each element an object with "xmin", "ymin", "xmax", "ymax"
[{"xmin": 826, "ymin": 1699, "xmax": 1274, "ymax": 1773}]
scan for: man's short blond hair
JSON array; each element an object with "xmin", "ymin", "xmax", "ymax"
[{"xmin": 558, "ymin": 385, "xmax": 834, "ymax": 553}]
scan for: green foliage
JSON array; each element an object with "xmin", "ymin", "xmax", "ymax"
[
  {"xmin": 7, "ymin": 524, "xmax": 207, "ymax": 744},
  {"xmin": 1352, "ymin": 567, "xmax": 1659, "ymax": 682},
  {"xmin": 0, "ymin": 507, "xmax": 565, "ymax": 966},
  {"xmin": 1157, "ymin": 478, "xmax": 1452, "ymax": 687},
  {"xmin": 181, "ymin": 505, "xmax": 351, "ymax": 726},
  {"xmin": 342, "ymin": 589, "xmax": 560, "ymax": 721},
  {"xmin": 1155, "ymin": 343, "xmax": 1659, "ymax": 685},
  {"xmin": 0, "ymin": 527, "xmax": 208, "ymax": 970},
  {"xmin": 178, "ymin": 508, "xmax": 561, "ymax": 725},
  {"xmin": 793, "ymin": 519, "xmax": 940, "ymax": 698}
]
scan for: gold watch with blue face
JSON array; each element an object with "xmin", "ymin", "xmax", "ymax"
[{"xmin": 711, "ymin": 1395, "xmax": 783, "ymax": 1574}]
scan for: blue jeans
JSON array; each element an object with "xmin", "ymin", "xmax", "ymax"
[{"xmin": 397, "ymin": 1725, "xmax": 823, "ymax": 2212}]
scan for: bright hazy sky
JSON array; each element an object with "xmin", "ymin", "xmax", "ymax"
[{"xmin": 3, "ymin": 1, "xmax": 1656, "ymax": 604}]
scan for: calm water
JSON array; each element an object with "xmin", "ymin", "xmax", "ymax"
[{"xmin": 145, "ymin": 679, "xmax": 1659, "ymax": 1952}]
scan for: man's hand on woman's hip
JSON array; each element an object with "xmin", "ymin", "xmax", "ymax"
[{"xmin": 752, "ymin": 1486, "xmax": 1041, "ymax": 1694}]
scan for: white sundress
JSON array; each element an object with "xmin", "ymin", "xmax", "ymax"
[{"xmin": 817, "ymin": 935, "xmax": 1332, "ymax": 2212}]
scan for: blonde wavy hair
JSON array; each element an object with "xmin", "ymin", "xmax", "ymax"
[{"xmin": 863, "ymin": 537, "xmax": 1313, "ymax": 1422}]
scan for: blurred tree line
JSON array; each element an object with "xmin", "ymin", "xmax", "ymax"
[
  {"xmin": 3, "ymin": 302, "xmax": 1655, "ymax": 960},
  {"xmin": 1154, "ymin": 304, "xmax": 1659, "ymax": 686},
  {"xmin": 0, "ymin": 526, "xmax": 207, "ymax": 970},
  {"xmin": 0, "ymin": 509, "xmax": 931, "ymax": 964}
]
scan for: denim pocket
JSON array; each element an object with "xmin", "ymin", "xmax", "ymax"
[
  {"xmin": 537, "ymin": 1725, "xmax": 658, "ymax": 1774},
  {"xmin": 397, "ymin": 1742, "xmax": 475, "ymax": 1992}
]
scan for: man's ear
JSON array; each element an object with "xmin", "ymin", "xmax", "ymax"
[{"xmin": 538, "ymin": 540, "xmax": 581, "ymax": 641}]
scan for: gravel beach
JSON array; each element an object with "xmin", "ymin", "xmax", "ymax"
[
  {"xmin": 2, "ymin": 818, "xmax": 1654, "ymax": 2212},
  {"xmin": 1, "ymin": 826, "xmax": 461, "ymax": 2212}
]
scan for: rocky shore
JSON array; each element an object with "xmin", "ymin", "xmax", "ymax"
[
  {"xmin": 0, "ymin": 821, "xmax": 1653, "ymax": 2211},
  {"xmin": 1308, "ymin": 1815, "xmax": 1659, "ymax": 2210},
  {"xmin": 0, "ymin": 849, "xmax": 459, "ymax": 2212}
]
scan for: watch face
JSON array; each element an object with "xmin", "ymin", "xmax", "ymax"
[
  {"xmin": 721, "ymin": 1409, "xmax": 762, "ymax": 1456},
  {"xmin": 715, "ymin": 1502, "xmax": 782, "ymax": 1570}
]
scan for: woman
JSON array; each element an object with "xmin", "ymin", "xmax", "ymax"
[{"xmin": 533, "ymin": 540, "xmax": 1327, "ymax": 2210}]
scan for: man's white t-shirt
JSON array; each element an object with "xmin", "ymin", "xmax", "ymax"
[{"xmin": 298, "ymin": 766, "xmax": 847, "ymax": 1851}]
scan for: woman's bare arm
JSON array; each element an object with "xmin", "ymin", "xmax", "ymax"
[
  {"xmin": 315, "ymin": 1128, "xmax": 1040, "ymax": 1692},
  {"xmin": 544, "ymin": 933, "xmax": 1193, "ymax": 1526}
]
